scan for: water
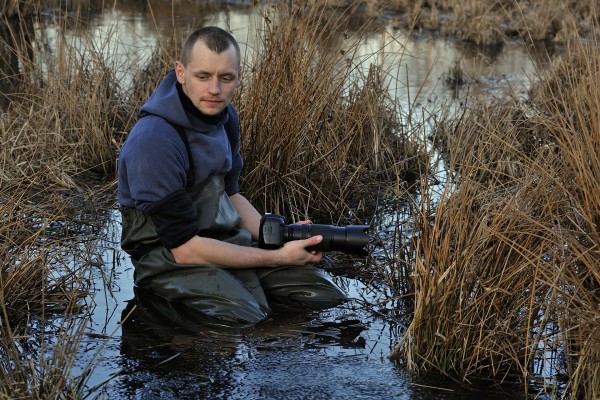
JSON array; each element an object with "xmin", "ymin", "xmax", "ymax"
[
  {"xmin": 78, "ymin": 210, "xmax": 525, "ymax": 399},
  {"xmin": 35, "ymin": 3, "xmax": 545, "ymax": 398}
]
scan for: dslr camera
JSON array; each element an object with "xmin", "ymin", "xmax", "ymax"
[{"xmin": 258, "ymin": 214, "xmax": 369, "ymax": 256}]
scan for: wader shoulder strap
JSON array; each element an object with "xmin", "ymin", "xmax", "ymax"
[
  {"xmin": 223, "ymin": 105, "xmax": 239, "ymax": 153},
  {"xmin": 139, "ymin": 111, "xmax": 195, "ymax": 188}
]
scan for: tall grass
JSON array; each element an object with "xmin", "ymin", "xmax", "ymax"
[
  {"xmin": 392, "ymin": 38, "xmax": 600, "ymax": 398},
  {"xmin": 237, "ymin": 3, "xmax": 423, "ymax": 222},
  {"xmin": 1, "ymin": 7, "xmax": 132, "ymax": 398},
  {"xmin": 0, "ymin": 13, "xmax": 132, "ymax": 188}
]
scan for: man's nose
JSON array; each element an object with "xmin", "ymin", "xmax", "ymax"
[{"xmin": 208, "ymin": 77, "xmax": 221, "ymax": 94}]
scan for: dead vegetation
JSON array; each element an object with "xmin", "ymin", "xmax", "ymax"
[
  {"xmin": 301, "ymin": 0, "xmax": 599, "ymax": 46},
  {"xmin": 1, "ymin": 0, "xmax": 599, "ymax": 398},
  {"xmin": 0, "ymin": 1, "xmax": 424, "ymax": 397},
  {"xmin": 390, "ymin": 40, "xmax": 600, "ymax": 398},
  {"xmin": 236, "ymin": 4, "xmax": 424, "ymax": 222}
]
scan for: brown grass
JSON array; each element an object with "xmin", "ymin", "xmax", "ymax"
[
  {"xmin": 236, "ymin": 3, "xmax": 424, "ymax": 222},
  {"xmin": 298, "ymin": 0, "xmax": 599, "ymax": 46},
  {"xmin": 0, "ymin": 13, "xmax": 132, "ymax": 189},
  {"xmin": 0, "ymin": 180, "xmax": 105, "ymax": 398},
  {"xmin": 1, "ymin": 8, "xmax": 129, "ymax": 397},
  {"xmin": 392, "ymin": 39, "xmax": 600, "ymax": 398},
  {"xmin": 3, "ymin": 0, "xmax": 599, "ymax": 398}
]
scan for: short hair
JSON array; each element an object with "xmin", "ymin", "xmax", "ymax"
[{"xmin": 180, "ymin": 26, "xmax": 240, "ymax": 66}]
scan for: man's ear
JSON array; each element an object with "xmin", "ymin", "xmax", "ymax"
[{"xmin": 175, "ymin": 61, "xmax": 185, "ymax": 84}]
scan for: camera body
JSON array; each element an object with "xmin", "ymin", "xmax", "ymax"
[{"xmin": 258, "ymin": 214, "xmax": 369, "ymax": 256}]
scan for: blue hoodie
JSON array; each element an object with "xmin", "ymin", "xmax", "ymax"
[{"xmin": 118, "ymin": 69, "xmax": 243, "ymax": 211}]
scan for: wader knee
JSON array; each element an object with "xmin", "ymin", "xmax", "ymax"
[{"xmin": 256, "ymin": 265, "xmax": 347, "ymax": 314}]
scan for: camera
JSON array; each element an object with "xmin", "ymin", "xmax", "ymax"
[{"xmin": 258, "ymin": 214, "xmax": 370, "ymax": 256}]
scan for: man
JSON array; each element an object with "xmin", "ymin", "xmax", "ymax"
[{"xmin": 118, "ymin": 26, "xmax": 345, "ymax": 325}]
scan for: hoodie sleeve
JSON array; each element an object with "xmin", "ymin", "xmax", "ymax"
[
  {"xmin": 120, "ymin": 116, "xmax": 190, "ymax": 210},
  {"xmin": 119, "ymin": 116, "xmax": 201, "ymax": 248}
]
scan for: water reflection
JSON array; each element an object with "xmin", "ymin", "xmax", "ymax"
[
  {"xmin": 117, "ymin": 284, "xmax": 372, "ymax": 399},
  {"xmin": 23, "ymin": 2, "xmax": 544, "ymax": 111},
  {"xmin": 121, "ymin": 286, "xmax": 368, "ymax": 357}
]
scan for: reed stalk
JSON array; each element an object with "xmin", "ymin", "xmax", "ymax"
[
  {"xmin": 0, "ymin": 181, "xmax": 102, "ymax": 398},
  {"xmin": 0, "ymin": 12, "xmax": 132, "ymax": 189}
]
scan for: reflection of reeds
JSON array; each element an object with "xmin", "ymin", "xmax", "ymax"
[{"xmin": 393, "ymin": 39, "xmax": 600, "ymax": 399}]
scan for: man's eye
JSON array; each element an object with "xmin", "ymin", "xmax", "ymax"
[
  {"xmin": 197, "ymin": 75, "xmax": 208, "ymax": 80},
  {"xmin": 221, "ymin": 76, "xmax": 233, "ymax": 83}
]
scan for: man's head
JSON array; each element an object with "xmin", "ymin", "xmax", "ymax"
[{"xmin": 175, "ymin": 26, "xmax": 241, "ymax": 116}]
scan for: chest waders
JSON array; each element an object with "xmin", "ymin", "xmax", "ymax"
[{"xmin": 121, "ymin": 174, "xmax": 346, "ymax": 326}]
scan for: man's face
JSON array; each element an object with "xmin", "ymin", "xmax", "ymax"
[{"xmin": 175, "ymin": 41, "xmax": 241, "ymax": 116}]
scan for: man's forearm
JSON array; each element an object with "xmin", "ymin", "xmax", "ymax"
[
  {"xmin": 170, "ymin": 235, "xmax": 281, "ymax": 267},
  {"xmin": 170, "ymin": 233, "xmax": 324, "ymax": 268}
]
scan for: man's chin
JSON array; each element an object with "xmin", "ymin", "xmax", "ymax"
[{"xmin": 198, "ymin": 106, "xmax": 225, "ymax": 116}]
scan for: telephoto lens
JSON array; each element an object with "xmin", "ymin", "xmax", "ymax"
[
  {"xmin": 284, "ymin": 223, "xmax": 369, "ymax": 255},
  {"xmin": 258, "ymin": 214, "xmax": 370, "ymax": 255}
]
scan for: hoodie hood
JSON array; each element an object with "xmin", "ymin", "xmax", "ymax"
[{"xmin": 140, "ymin": 69, "xmax": 194, "ymax": 130}]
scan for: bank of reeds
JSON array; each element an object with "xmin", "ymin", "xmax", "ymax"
[
  {"xmin": 392, "ymin": 39, "xmax": 600, "ymax": 398},
  {"xmin": 0, "ymin": 9, "xmax": 132, "ymax": 398},
  {"xmin": 0, "ymin": 15, "xmax": 132, "ymax": 188},
  {"xmin": 236, "ymin": 3, "xmax": 423, "ymax": 222},
  {"xmin": 303, "ymin": 0, "xmax": 599, "ymax": 46}
]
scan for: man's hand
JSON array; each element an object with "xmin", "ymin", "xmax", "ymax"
[{"xmin": 279, "ymin": 234, "xmax": 323, "ymax": 263}]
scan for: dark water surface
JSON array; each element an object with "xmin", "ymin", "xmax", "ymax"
[
  {"xmin": 79, "ymin": 210, "xmax": 524, "ymax": 399},
  {"xmin": 57, "ymin": 3, "xmax": 545, "ymax": 398}
]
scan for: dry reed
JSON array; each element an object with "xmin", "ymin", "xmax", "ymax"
[
  {"xmin": 0, "ymin": 180, "xmax": 103, "ymax": 398},
  {"xmin": 296, "ymin": 0, "xmax": 599, "ymax": 46},
  {"xmin": 237, "ymin": 3, "xmax": 423, "ymax": 222},
  {"xmin": 4, "ymin": 0, "xmax": 599, "ymax": 398},
  {"xmin": 1, "ymin": 7, "xmax": 128, "ymax": 397},
  {"xmin": 0, "ymin": 13, "xmax": 132, "ymax": 189},
  {"xmin": 392, "ymin": 37, "xmax": 600, "ymax": 399}
]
